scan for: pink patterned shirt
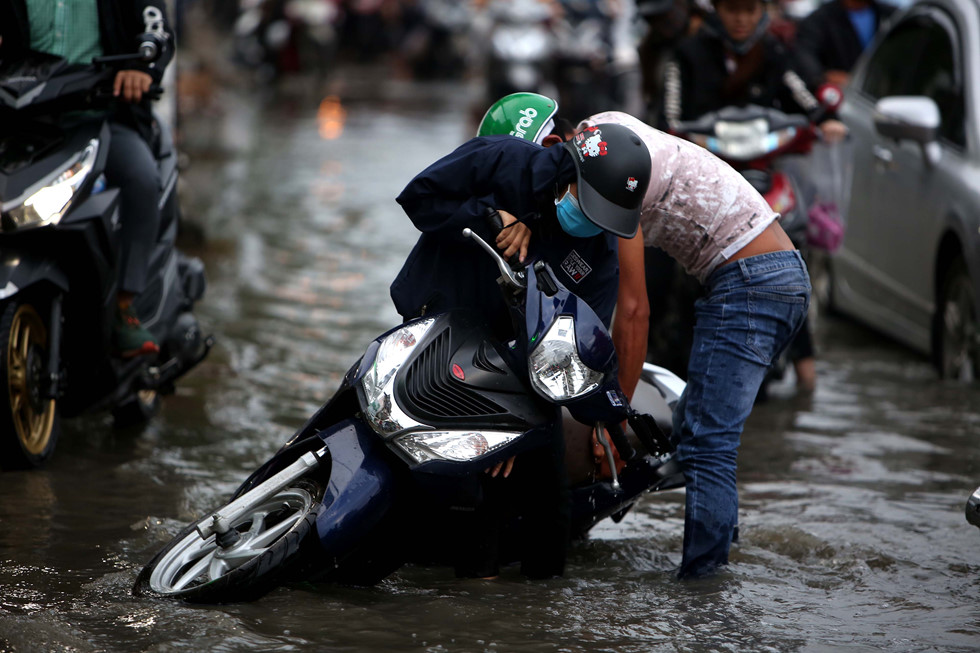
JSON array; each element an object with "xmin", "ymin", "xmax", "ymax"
[{"xmin": 582, "ymin": 111, "xmax": 778, "ymax": 283}]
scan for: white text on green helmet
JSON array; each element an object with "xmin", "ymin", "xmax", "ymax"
[{"xmin": 510, "ymin": 107, "xmax": 539, "ymax": 139}]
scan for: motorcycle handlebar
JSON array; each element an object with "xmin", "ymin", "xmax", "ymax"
[{"xmin": 483, "ymin": 206, "xmax": 524, "ymax": 272}]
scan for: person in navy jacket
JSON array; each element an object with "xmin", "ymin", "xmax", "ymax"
[
  {"xmin": 390, "ymin": 123, "xmax": 652, "ymax": 579},
  {"xmin": 392, "ymin": 124, "xmax": 651, "ymax": 341}
]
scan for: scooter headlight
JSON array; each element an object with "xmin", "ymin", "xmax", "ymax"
[
  {"xmin": 528, "ymin": 315, "xmax": 602, "ymax": 401},
  {"xmin": 2, "ymin": 140, "xmax": 99, "ymax": 232},
  {"xmin": 360, "ymin": 318, "xmax": 435, "ymax": 436},
  {"xmin": 710, "ymin": 119, "xmax": 772, "ymax": 160},
  {"xmin": 394, "ymin": 430, "xmax": 522, "ymax": 464}
]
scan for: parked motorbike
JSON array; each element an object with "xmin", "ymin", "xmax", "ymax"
[
  {"xmin": 673, "ymin": 104, "xmax": 819, "ymax": 245},
  {"xmin": 133, "ymin": 209, "xmax": 686, "ymax": 603},
  {"xmin": 401, "ymin": 0, "xmax": 472, "ymax": 80},
  {"xmin": 233, "ymin": 0, "xmax": 339, "ymax": 82},
  {"xmin": 655, "ymin": 104, "xmax": 826, "ymax": 393},
  {"xmin": 483, "ymin": 0, "xmax": 558, "ymax": 101},
  {"xmin": 0, "ymin": 41, "xmax": 212, "ymax": 469},
  {"xmin": 553, "ymin": 0, "xmax": 619, "ymax": 121}
]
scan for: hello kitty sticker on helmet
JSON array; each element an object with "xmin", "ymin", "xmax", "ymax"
[
  {"xmin": 626, "ymin": 177, "xmax": 638, "ymax": 192},
  {"xmin": 572, "ymin": 126, "xmax": 608, "ymax": 161}
]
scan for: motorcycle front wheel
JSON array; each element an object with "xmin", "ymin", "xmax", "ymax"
[
  {"xmin": 0, "ymin": 299, "xmax": 60, "ymax": 469},
  {"xmin": 133, "ymin": 478, "xmax": 324, "ymax": 603}
]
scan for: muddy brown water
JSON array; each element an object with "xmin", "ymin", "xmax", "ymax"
[{"xmin": 1, "ymin": 72, "xmax": 978, "ymax": 652}]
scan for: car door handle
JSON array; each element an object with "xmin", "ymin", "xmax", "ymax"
[{"xmin": 873, "ymin": 145, "xmax": 894, "ymax": 167}]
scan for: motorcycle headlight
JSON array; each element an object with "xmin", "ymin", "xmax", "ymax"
[
  {"xmin": 711, "ymin": 119, "xmax": 772, "ymax": 160},
  {"xmin": 528, "ymin": 315, "xmax": 602, "ymax": 401},
  {"xmin": 2, "ymin": 140, "xmax": 99, "ymax": 232},
  {"xmin": 360, "ymin": 318, "xmax": 435, "ymax": 436},
  {"xmin": 394, "ymin": 430, "xmax": 522, "ymax": 464}
]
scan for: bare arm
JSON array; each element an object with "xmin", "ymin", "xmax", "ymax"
[{"xmin": 612, "ymin": 232, "xmax": 649, "ymax": 401}]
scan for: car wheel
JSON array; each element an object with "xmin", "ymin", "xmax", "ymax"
[
  {"xmin": 807, "ymin": 250, "xmax": 836, "ymax": 320},
  {"xmin": 937, "ymin": 256, "xmax": 979, "ymax": 381}
]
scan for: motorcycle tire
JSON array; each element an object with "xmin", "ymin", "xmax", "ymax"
[
  {"xmin": 0, "ymin": 299, "xmax": 60, "ymax": 470},
  {"xmin": 133, "ymin": 477, "xmax": 324, "ymax": 604}
]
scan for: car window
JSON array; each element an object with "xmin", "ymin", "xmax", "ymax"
[
  {"xmin": 861, "ymin": 21, "xmax": 929, "ymax": 99},
  {"xmin": 911, "ymin": 23, "xmax": 965, "ymax": 146},
  {"xmin": 861, "ymin": 13, "xmax": 965, "ymax": 147}
]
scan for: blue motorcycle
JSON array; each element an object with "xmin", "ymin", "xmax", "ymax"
[{"xmin": 133, "ymin": 212, "xmax": 686, "ymax": 603}]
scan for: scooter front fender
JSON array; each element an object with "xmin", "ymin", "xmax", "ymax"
[
  {"xmin": 313, "ymin": 419, "xmax": 397, "ymax": 560},
  {"xmin": 0, "ymin": 249, "xmax": 70, "ymax": 300}
]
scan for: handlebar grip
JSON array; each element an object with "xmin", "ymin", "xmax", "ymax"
[
  {"xmin": 485, "ymin": 206, "xmax": 505, "ymax": 237},
  {"xmin": 484, "ymin": 206, "xmax": 524, "ymax": 271}
]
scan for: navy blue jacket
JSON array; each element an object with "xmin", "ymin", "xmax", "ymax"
[{"xmin": 391, "ymin": 135, "xmax": 620, "ymax": 337}]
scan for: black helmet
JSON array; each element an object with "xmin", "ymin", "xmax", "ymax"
[{"xmin": 562, "ymin": 123, "xmax": 651, "ymax": 238}]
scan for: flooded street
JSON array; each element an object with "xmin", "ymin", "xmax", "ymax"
[{"xmin": 1, "ymin": 70, "xmax": 979, "ymax": 652}]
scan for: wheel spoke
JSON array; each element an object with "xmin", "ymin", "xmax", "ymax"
[
  {"xmin": 172, "ymin": 550, "xmax": 219, "ymax": 591},
  {"xmin": 249, "ymin": 514, "xmax": 300, "ymax": 549},
  {"xmin": 208, "ymin": 554, "xmax": 231, "ymax": 580},
  {"xmin": 8, "ymin": 362, "xmax": 25, "ymax": 393},
  {"xmin": 17, "ymin": 324, "xmax": 31, "ymax": 362},
  {"xmin": 246, "ymin": 511, "xmax": 267, "ymax": 537},
  {"xmin": 218, "ymin": 544, "xmax": 269, "ymax": 564}
]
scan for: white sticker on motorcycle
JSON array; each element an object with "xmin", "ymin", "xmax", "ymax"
[{"xmin": 560, "ymin": 250, "xmax": 592, "ymax": 283}]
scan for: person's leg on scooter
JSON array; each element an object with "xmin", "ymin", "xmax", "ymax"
[{"xmin": 105, "ymin": 122, "xmax": 162, "ymax": 359}]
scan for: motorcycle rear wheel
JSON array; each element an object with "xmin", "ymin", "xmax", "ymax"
[
  {"xmin": 0, "ymin": 300, "xmax": 59, "ymax": 469},
  {"xmin": 133, "ymin": 478, "xmax": 324, "ymax": 603}
]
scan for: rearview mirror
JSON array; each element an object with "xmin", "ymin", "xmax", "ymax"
[
  {"xmin": 873, "ymin": 96, "xmax": 940, "ymax": 144},
  {"xmin": 873, "ymin": 96, "xmax": 942, "ymax": 166}
]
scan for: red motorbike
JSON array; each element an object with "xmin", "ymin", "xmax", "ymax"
[{"xmin": 672, "ymin": 104, "xmax": 819, "ymax": 247}]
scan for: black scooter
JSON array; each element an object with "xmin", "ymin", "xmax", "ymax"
[
  {"xmin": 0, "ymin": 39, "xmax": 212, "ymax": 469},
  {"xmin": 133, "ymin": 210, "xmax": 686, "ymax": 603}
]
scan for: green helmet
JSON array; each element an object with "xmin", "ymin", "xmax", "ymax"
[{"xmin": 477, "ymin": 92, "xmax": 559, "ymax": 145}]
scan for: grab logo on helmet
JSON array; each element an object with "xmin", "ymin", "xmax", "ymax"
[
  {"xmin": 510, "ymin": 107, "xmax": 539, "ymax": 139},
  {"xmin": 574, "ymin": 127, "xmax": 608, "ymax": 158}
]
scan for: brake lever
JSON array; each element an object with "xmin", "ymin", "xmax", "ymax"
[{"xmin": 462, "ymin": 228, "xmax": 526, "ymax": 290}]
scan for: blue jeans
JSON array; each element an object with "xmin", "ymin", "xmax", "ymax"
[{"xmin": 672, "ymin": 250, "xmax": 811, "ymax": 578}]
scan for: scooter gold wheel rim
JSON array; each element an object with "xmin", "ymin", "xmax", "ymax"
[{"xmin": 6, "ymin": 305, "xmax": 55, "ymax": 455}]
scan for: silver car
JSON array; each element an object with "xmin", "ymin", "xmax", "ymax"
[{"xmin": 830, "ymin": 0, "xmax": 980, "ymax": 380}]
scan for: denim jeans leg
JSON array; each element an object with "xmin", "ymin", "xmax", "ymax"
[{"xmin": 673, "ymin": 251, "xmax": 810, "ymax": 578}]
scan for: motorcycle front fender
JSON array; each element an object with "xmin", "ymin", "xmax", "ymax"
[
  {"xmin": 0, "ymin": 247, "xmax": 70, "ymax": 300},
  {"xmin": 312, "ymin": 419, "xmax": 397, "ymax": 560}
]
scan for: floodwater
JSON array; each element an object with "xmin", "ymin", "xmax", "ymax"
[{"xmin": 2, "ymin": 69, "xmax": 979, "ymax": 653}]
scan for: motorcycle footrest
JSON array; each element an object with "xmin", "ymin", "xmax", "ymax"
[{"xmin": 139, "ymin": 333, "xmax": 215, "ymax": 392}]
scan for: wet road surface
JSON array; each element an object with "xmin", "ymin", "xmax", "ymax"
[{"xmin": 1, "ymin": 70, "xmax": 978, "ymax": 652}]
